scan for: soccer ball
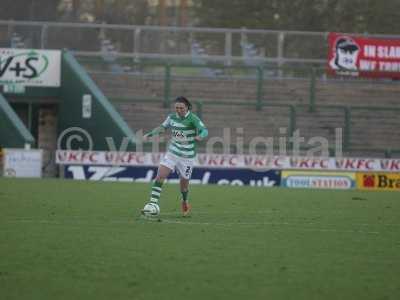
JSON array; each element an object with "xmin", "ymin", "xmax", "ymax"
[{"xmin": 142, "ymin": 202, "xmax": 160, "ymax": 216}]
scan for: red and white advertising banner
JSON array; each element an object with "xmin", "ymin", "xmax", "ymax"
[
  {"xmin": 55, "ymin": 150, "xmax": 400, "ymax": 172},
  {"xmin": 327, "ymin": 32, "xmax": 400, "ymax": 79}
]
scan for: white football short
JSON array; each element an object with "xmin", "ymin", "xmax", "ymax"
[{"xmin": 160, "ymin": 152, "xmax": 195, "ymax": 180}]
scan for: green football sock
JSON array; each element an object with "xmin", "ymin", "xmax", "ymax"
[
  {"xmin": 150, "ymin": 181, "xmax": 163, "ymax": 204},
  {"xmin": 181, "ymin": 190, "xmax": 188, "ymax": 202}
]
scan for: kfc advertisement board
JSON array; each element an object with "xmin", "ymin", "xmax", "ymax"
[{"xmin": 56, "ymin": 150, "xmax": 400, "ymax": 172}]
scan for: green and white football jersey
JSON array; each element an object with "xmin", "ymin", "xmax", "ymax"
[{"xmin": 161, "ymin": 111, "xmax": 208, "ymax": 159}]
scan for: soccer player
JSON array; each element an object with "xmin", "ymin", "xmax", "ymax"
[{"xmin": 142, "ymin": 96, "xmax": 208, "ymax": 216}]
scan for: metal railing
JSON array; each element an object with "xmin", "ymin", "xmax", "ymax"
[
  {"xmin": 0, "ymin": 20, "xmax": 343, "ymax": 67},
  {"xmin": 3, "ymin": 20, "xmax": 400, "ymax": 71}
]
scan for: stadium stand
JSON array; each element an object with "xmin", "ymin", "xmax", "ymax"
[
  {"xmin": 1, "ymin": 20, "xmax": 400, "ymax": 162},
  {"xmin": 87, "ymin": 67, "xmax": 400, "ymax": 157}
]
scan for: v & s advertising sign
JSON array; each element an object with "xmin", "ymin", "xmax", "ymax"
[{"xmin": 0, "ymin": 48, "xmax": 61, "ymax": 87}]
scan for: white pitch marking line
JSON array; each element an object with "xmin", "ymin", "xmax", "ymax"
[
  {"xmin": 4, "ymin": 218, "xmax": 396, "ymax": 235},
  {"xmin": 159, "ymin": 219, "xmax": 381, "ymax": 235}
]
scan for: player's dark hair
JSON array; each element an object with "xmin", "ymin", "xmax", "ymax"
[{"xmin": 175, "ymin": 96, "xmax": 192, "ymax": 110}]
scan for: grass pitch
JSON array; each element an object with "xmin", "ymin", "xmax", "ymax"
[{"xmin": 0, "ymin": 178, "xmax": 399, "ymax": 300}]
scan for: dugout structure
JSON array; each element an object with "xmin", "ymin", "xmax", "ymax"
[{"xmin": 0, "ymin": 49, "xmax": 136, "ymax": 176}]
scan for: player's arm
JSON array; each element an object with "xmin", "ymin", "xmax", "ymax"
[
  {"xmin": 193, "ymin": 116, "xmax": 208, "ymax": 141},
  {"xmin": 143, "ymin": 126, "xmax": 165, "ymax": 138},
  {"xmin": 143, "ymin": 116, "xmax": 170, "ymax": 138}
]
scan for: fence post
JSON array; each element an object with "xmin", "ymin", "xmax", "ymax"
[
  {"xmin": 133, "ymin": 28, "xmax": 141, "ymax": 63},
  {"xmin": 288, "ymin": 105, "xmax": 297, "ymax": 151},
  {"xmin": 309, "ymin": 67, "xmax": 316, "ymax": 112},
  {"xmin": 256, "ymin": 66, "xmax": 264, "ymax": 110},
  {"xmin": 224, "ymin": 31, "xmax": 232, "ymax": 66},
  {"xmin": 163, "ymin": 64, "xmax": 171, "ymax": 108},
  {"xmin": 7, "ymin": 20, "xmax": 14, "ymax": 41},
  {"xmin": 28, "ymin": 102, "xmax": 33, "ymax": 132},
  {"xmin": 195, "ymin": 101, "xmax": 203, "ymax": 119},
  {"xmin": 343, "ymin": 107, "xmax": 351, "ymax": 151},
  {"xmin": 277, "ymin": 32, "xmax": 285, "ymax": 77},
  {"xmin": 40, "ymin": 24, "xmax": 48, "ymax": 49}
]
